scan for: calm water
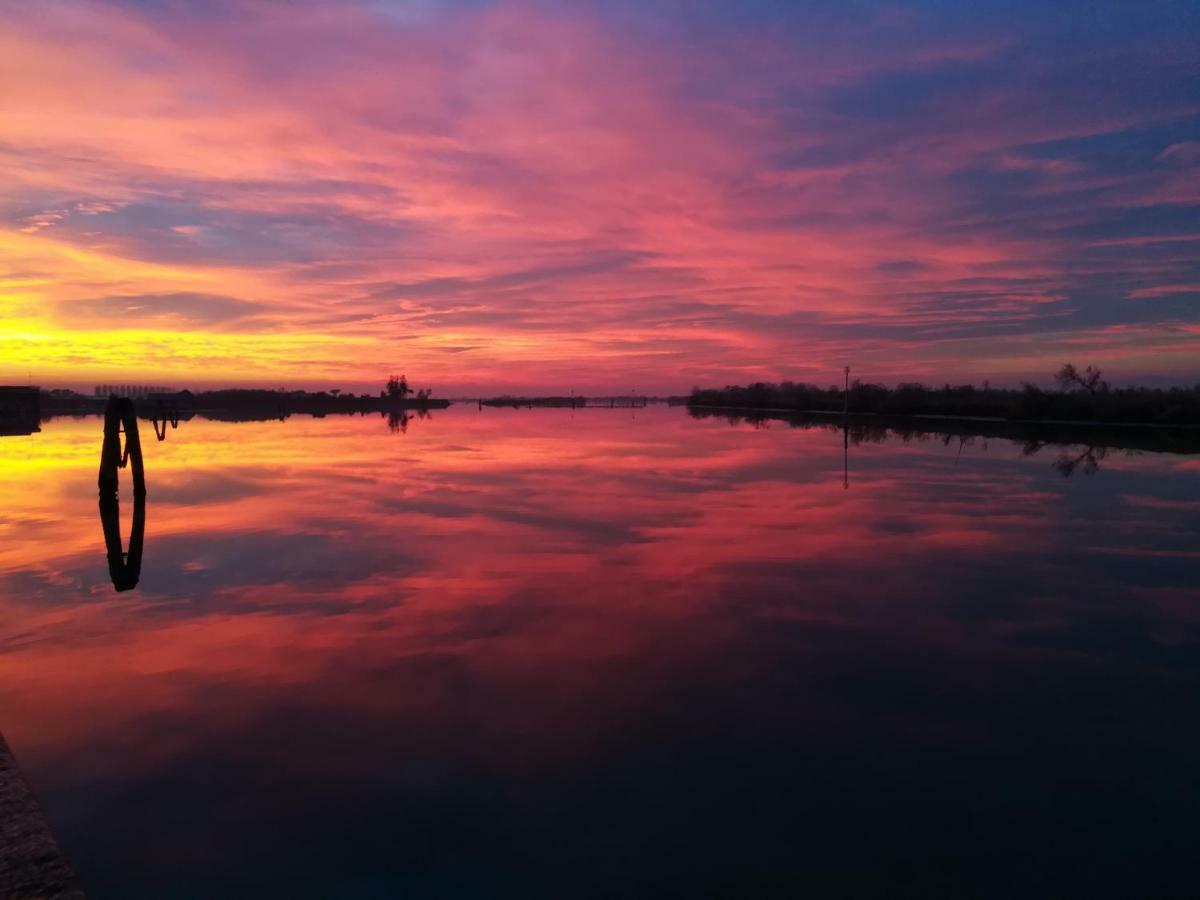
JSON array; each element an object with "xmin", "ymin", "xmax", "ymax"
[{"xmin": 1, "ymin": 407, "xmax": 1198, "ymax": 898}]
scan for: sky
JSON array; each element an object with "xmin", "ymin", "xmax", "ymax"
[{"xmin": 1, "ymin": 0, "xmax": 1198, "ymax": 394}]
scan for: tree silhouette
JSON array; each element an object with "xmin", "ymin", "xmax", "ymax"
[
  {"xmin": 386, "ymin": 375, "xmax": 409, "ymax": 400},
  {"xmin": 1055, "ymin": 363, "xmax": 1108, "ymax": 395}
]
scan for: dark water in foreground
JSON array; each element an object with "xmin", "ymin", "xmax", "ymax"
[{"xmin": 1, "ymin": 407, "xmax": 1198, "ymax": 898}]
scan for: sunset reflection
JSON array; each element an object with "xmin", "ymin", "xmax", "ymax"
[{"xmin": 1, "ymin": 409, "xmax": 1198, "ymax": 896}]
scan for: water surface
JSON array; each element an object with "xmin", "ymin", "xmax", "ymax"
[{"xmin": 1, "ymin": 407, "xmax": 1198, "ymax": 898}]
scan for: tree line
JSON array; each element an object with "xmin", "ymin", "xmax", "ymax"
[{"xmin": 688, "ymin": 365, "xmax": 1200, "ymax": 425}]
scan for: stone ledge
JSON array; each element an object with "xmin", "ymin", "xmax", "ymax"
[{"xmin": 0, "ymin": 733, "xmax": 85, "ymax": 900}]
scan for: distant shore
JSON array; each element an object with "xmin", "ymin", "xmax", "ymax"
[
  {"xmin": 687, "ymin": 406, "xmax": 1200, "ymax": 456},
  {"xmin": 689, "ymin": 377, "xmax": 1200, "ymax": 428},
  {"xmin": 688, "ymin": 403, "xmax": 1200, "ymax": 431},
  {"xmin": 36, "ymin": 389, "xmax": 451, "ymax": 423}
]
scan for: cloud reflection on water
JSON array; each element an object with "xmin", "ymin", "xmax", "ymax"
[{"xmin": 0, "ymin": 408, "xmax": 1197, "ymax": 897}]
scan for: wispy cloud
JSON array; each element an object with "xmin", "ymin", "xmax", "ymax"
[{"xmin": 56, "ymin": 291, "xmax": 277, "ymax": 330}]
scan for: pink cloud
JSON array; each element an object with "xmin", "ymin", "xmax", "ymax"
[{"xmin": 0, "ymin": 0, "xmax": 1197, "ymax": 391}]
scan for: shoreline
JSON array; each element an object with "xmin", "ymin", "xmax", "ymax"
[
  {"xmin": 37, "ymin": 397, "xmax": 451, "ymax": 421},
  {"xmin": 686, "ymin": 405, "xmax": 1200, "ymax": 456},
  {"xmin": 685, "ymin": 403, "xmax": 1200, "ymax": 431}
]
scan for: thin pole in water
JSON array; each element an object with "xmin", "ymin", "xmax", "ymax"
[
  {"xmin": 843, "ymin": 366, "xmax": 850, "ymax": 423},
  {"xmin": 843, "ymin": 424, "xmax": 849, "ymax": 490}
]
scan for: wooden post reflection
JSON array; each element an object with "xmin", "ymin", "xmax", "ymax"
[{"xmin": 98, "ymin": 397, "xmax": 146, "ymax": 592}]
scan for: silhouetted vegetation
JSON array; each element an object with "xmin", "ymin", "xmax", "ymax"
[
  {"xmin": 689, "ymin": 364, "xmax": 1200, "ymax": 425},
  {"xmin": 385, "ymin": 374, "xmax": 409, "ymax": 400},
  {"xmin": 1054, "ymin": 363, "xmax": 1108, "ymax": 395},
  {"xmin": 34, "ymin": 380, "xmax": 450, "ymax": 425}
]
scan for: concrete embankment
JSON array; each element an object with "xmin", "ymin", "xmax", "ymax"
[{"xmin": 0, "ymin": 732, "xmax": 85, "ymax": 899}]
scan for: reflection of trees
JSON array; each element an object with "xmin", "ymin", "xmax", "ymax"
[
  {"xmin": 1052, "ymin": 446, "xmax": 1108, "ymax": 478},
  {"xmin": 98, "ymin": 397, "xmax": 146, "ymax": 592},
  {"xmin": 1021, "ymin": 441, "xmax": 1132, "ymax": 477},
  {"xmin": 847, "ymin": 426, "xmax": 888, "ymax": 445},
  {"xmin": 687, "ymin": 406, "xmax": 1185, "ymax": 482},
  {"xmin": 386, "ymin": 407, "xmax": 431, "ymax": 433}
]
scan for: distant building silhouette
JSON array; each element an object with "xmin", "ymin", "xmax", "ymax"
[{"xmin": 0, "ymin": 386, "xmax": 41, "ymax": 436}]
